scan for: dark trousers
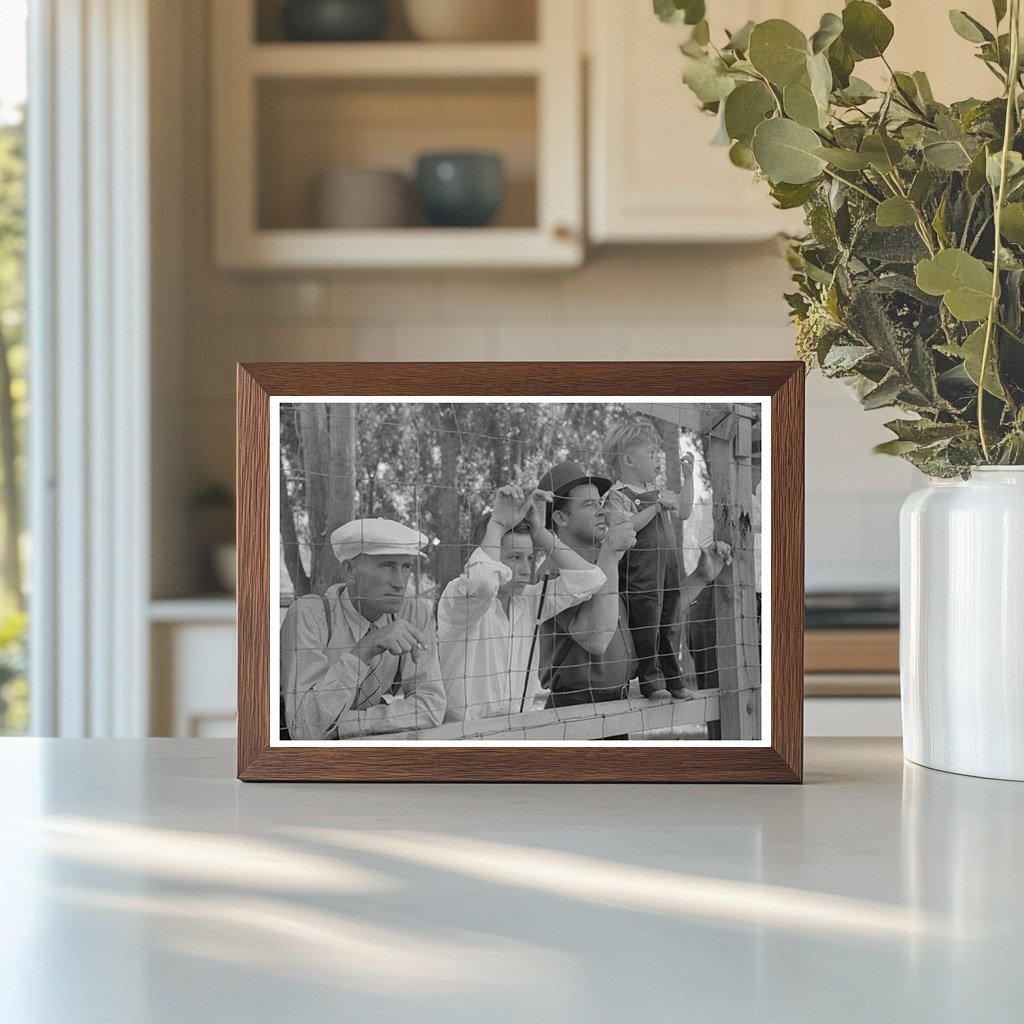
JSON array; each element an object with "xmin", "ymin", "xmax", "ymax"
[
  {"xmin": 620, "ymin": 542, "xmax": 683, "ymax": 691},
  {"xmin": 546, "ymin": 685, "xmax": 628, "ymax": 708}
]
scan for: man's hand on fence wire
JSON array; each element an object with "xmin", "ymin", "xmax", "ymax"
[{"xmin": 491, "ymin": 484, "xmax": 528, "ymax": 531}]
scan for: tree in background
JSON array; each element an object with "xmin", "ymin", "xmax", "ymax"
[
  {"xmin": 279, "ymin": 401, "xmax": 634, "ymax": 600},
  {"xmin": 0, "ymin": 108, "xmax": 27, "ymax": 734},
  {"xmin": 0, "ymin": 112, "xmax": 24, "ymax": 608}
]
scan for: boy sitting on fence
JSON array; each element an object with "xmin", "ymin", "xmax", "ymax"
[
  {"xmin": 437, "ymin": 483, "xmax": 608, "ymax": 723},
  {"xmin": 602, "ymin": 417, "xmax": 695, "ymax": 702}
]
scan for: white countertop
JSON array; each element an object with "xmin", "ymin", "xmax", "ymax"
[{"xmin": 1, "ymin": 738, "xmax": 1021, "ymax": 1023}]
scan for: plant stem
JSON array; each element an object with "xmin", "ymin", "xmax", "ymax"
[
  {"xmin": 979, "ymin": 0, "xmax": 1021, "ymax": 462},
  {"xmin": 884, "ymin": 171, "xmax": 938, "ymax": 255},
  {"xmin": 822, "ymin": 167, "xmax": 880, "ymax": 205}
]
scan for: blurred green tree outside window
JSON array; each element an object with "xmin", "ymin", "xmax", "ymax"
[{"xmin": 1, "ymin": 0, "xmax": 28, "ymax": 734}]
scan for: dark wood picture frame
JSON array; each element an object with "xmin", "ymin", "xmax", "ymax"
[{"xmin": 237, "ymin": 362, "xmax": 804, "ymax": 782}]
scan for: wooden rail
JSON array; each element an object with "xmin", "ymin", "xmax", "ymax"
[{"xmin": 392, "ymin": 689, "xmax": 721, "ymax": 741}]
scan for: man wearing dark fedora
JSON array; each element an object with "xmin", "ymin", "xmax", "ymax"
[{"xmin": 535, "ymin": 460, "xmax": 639, "ymax": 707}]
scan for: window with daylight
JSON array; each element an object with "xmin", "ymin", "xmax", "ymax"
[{"xmin": 0, "ymin": 0, "xmax": 28, "ymax": 735}]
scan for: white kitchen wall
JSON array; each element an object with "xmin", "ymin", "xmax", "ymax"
[{"xmin": 157, "ymin": 0, "xmax": 921, "ymax": 599}]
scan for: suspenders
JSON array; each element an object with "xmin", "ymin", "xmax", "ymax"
[{"xmin": 282, "ymin": 594, "xmax": 405, "ymax": 742}]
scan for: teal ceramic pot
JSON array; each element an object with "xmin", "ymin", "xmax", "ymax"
[
  {"xmin": 281, "ymin": 0, "xmax": 388, "ymax": 41},
  {"xmin": 415, "ymin": 152, "xmax": 505, "ymax": 227}
]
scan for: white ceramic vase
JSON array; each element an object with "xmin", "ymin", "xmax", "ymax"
[{"xmin": 900, "ymin": 467, "xmax": 1024, "ymax": 781}]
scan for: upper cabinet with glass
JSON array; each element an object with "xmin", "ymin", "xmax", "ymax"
[{"xmin": 212, "ymin": 0, "xmax": 583, "ymax": 268}]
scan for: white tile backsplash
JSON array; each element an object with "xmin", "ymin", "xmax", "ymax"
[{"xmin": 183, "ymin": 251, "xmax": 920, "ymax": 593}]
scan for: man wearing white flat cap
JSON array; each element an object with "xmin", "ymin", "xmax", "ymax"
[{"xmin": 281, "ymin": 518, "xmax": 445, "ymax": 740}]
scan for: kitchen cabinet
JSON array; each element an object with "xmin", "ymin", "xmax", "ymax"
[
  {"xmin": 586, "ymin": 0, "xmax": 1000, "ymax": 244},
  {"xmin": 587, "ymin": 0, "xmax": 810, "ymax": 243},
  {"xmin": 150, "ymin": 600, "xmax": 237, "ymax": 738},
  {"xmin": 211, "ymin": 0, "xmax": 583, "ymax": 269}
]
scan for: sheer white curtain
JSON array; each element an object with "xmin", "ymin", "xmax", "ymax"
[{"xmin": 28, "ymin": 0, "xmax": 150, "ymax": 736}]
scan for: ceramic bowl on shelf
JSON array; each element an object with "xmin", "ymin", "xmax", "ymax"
[
  {"xmin": 315, "ymin": 167, "xmax": 408, "ymax": 228},
  {"xmin": 414, "ymin": 152, "xmax": 504, "ymax": 227},
  {"xmin": 403, "ymin": 0, "xmax": 535, "ymax": 42},
  {"xmin": 280, "ymin": 0, "xmax": 389, "ymax": 42}
]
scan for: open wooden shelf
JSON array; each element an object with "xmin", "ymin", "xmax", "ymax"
[
  {"xmin": 212, "ymin": 0, "xmax": 582, "ymax": 269},
  {"xmin": 249, "ymin": 42, "xmax": 545, "ymax": 77}
]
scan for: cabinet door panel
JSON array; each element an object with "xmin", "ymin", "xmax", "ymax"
[
  {"xmin": 588, "ymin": 0, "xmax": 811, "ymax": 242},
  {"xmin": 588, "ymin": 0, "xmax": 997, "ymax": 244}
]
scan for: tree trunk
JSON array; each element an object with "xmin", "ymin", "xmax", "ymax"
[
  {"xmin": 437, "ymin": 409, "xmax": 463, "ymax": 593},
  {"xmin": 0, "ymin": 324, "xmax": 22, "ymax": 609},
  {"xmin": 328, "ymin": 403, "xmax": 357, "ymax": 527},
  {"xmin": 299, "ymin": 403, "xmax": 343, "ymax": 594},
  {"xmin": 280, "ymin": 460, "xmax": 310, "ymax": 597}
]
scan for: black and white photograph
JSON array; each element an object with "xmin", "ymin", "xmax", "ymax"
[{"xmin": 271, "ymin": 397, "xmax": 768, "ymax": 745}]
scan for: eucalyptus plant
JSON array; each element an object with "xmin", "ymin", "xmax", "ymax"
[{"xmin": 657, "ymin": 0, "xmax": 1024, "ymax": 475}]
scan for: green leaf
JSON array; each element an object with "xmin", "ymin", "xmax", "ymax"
[
  {"xmin": 729, "ymin": 140, "xmax": 757, "ymax": 169},
  {"xmin": 810, "ymin": 12, "xmax": 843, "ymax": 54},
  {"xmin": 723, "ymin": 81, "xmax": 776, "ymax": 144},
  {"xmin": 948, "ymin": 10, "xmax": 994, "ymax": 44},
  {"xmin": 986, "ymin": 150, "xmax": 1024, "ymax": 191},
  {"xmin": 874, "ymin": 439, "xmax": 922, "ymax": 455},
  {"xmin": 909, "ymin": 164, "xmax": 933, "ymax": 205},
  {"xmin": 915, "ymin": 249, "xmax": 994, "ymax": 322},
  {"xmin": 653, "ymin": 0, "xmax": 705, "ymax": 26},
  {"xmin": 692, "ymin": 19, "xmax": 710, "ymax": 45},
  {"xmin": 682, "ymin": 0, "xmax": 705, "ymax": 25},
  {"xmin": 682, "ymin": 57, "xmax": 737, "ymax": 104},
  {"xmin": 842, "ymin": 1, "xmax": 895, "ymax": 59},
  {"xmin": 813, "ymin": 146, "xmax": 872, "ymax": 170},
  {"xmin": 993, "ymin": 0, "xmax": 1008, "ymax": 24},
  {"xmin": 862, "ymin": 374, "xmax": 903, "ymax": 409},
  {"xmin": 876, "ymin": 197, "xmax": 918, "ymax": 228},
  {"xmin": 770, "ymin": 180, "xmax": 820, "ymax": 209},
  {"xmin": 784, "ymin": 80, "xmax": 825, "ymax": 129},
  {"xmin": 939, "ymin": 325, "xmax": 1006, "ymax": 398},
  {"xmin": 751, "ymin": 118, "xmax": 828, "ymax": 184},
  {"xmin": 653, "ymin": 0, "xmax": 682, "ymax": 24},
  {"xmin": 1000, "ymin": 203, "xmax": 1024, "ymax": 245},
  {"xmin": 724, "ymin": 20, "xmax": 755, "ymax": 53},
  {"xmin": 828, "ymin": 36, "xmax": 856, "ymax": 89},
  {"xmin": 860, "ymin": 133, "xmax": 904, "ymax": 173},
  {"xmin": 932, "ymin": 190, "xmax": 950, "ymax": 247},
  {"xmin": 808, "ymin": 51, "xmax": 833, "ymax": 110},
  {"xmin": 922, "ymin": 140, "xmax": 973, "ymax": 171},
  {"xmin": 967, "ymin": 144, "xmax": 991, "ymax": 194},
  {"xmin": 884, "ymin": 418, "xmax": 963, "ymax": 443},
  {"xmin": 748, "ymin": 20, "xmax": 809, "ymax": 87},
  {"xmin": 891, "ymin": 72, "xmax": 922, "ymax": 110},
  {"xmin": 836, "ymin": 76, "xmax": 879, "ymax": 105},
  {"xmin": 912, "ymin": 71, "xmax": 935, "ymax": 104}
]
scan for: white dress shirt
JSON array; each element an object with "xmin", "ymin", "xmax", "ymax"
[{"xmin": 437, "ymin": 549, "xmax": 606, "ymax": 722}]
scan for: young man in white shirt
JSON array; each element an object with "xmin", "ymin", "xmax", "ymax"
[{"xmin": 437, "ymin": 483, "xmax": 608, "ymax": 722}]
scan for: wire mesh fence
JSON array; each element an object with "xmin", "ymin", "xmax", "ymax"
[{"xmin": 277, "ymin": 400, "xmax": 762, "ymax": 742}]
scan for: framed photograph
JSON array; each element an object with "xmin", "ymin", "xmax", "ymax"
[{"xmin": 237, "ymin": 362, "xmax": 803, "ymax": 782}]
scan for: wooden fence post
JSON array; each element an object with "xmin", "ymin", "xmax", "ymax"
[{"xmin": 708, "ymin": 410, "xmax": 760, "ymax": 740}]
